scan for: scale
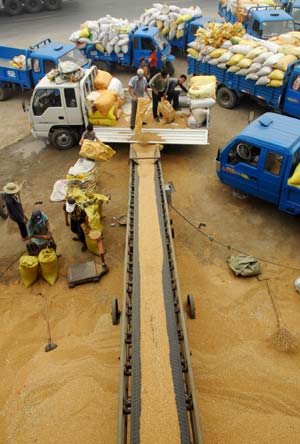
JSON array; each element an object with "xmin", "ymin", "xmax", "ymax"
[{"xmin": 67, "ymin": 260, "xmax": 108, "ymax": 288}]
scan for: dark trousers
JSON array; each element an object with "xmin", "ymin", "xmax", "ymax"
[
  {"xmin": 130, "ymin": 99, "xmax": 138, "ymax": 129},
  {"xmin": 167, "ymin": 90, "xmax": 180, "ymax": 109},
  {"xmin": 17, "ymin": 221, "xmax": 28, "ymax": 239},
  {"xmin": 71, "ymin": 218, "xmax": 87, "ymax": 247},
  {"xmin": 152, "ymin": 91, "xmax": 165, "ymax": 118}
]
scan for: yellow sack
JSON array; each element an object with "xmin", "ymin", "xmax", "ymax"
[
  {"xmin": 227, "ymin": 65, "xmax": 241, "ymax": 73},
  {"xmin": 290, "ymin": 47, "xmax": 300, "ymax": 58},
  {"xmin": 38, "ymin": 249, "xmax": 58, "ymax": 286},
  {"xmin": 157, "ymin": 98, "xmax": 176, "ymax": 123},
  {"xmin": 170, "ymin": 20, "xmax": 177, "ymax": 30},
  {"xmin": 189, "ymin": 75, "xmax": 216, "ymax": 87},
  {"xmin": 94, "ymin": 90, "xmax": 118, "ymax": 116},
  {"xmin": 267, "ymin": 79, "xmax": 283, "ymax": 88},
  {"xmin": 210, "ymin": 48, "xmax": 228, "ymax": 58},
  {"xmin": 84, "ymin": 231, "xmax": 100, "ymax": 256},
  {"xmin": 156, "ymin": 19, "xmax": 164, "ymax": 29},
  {"xmin": 80, "ymin": 139, "xmax": 116, "ymax": 161},
  {"xmin": 162, "ymin": 27, "xmax": 169, "ymax": 35},
  {"xmin": 95, "ymin": 43, "xmax": 105, "ymax": 53},
  {"xmin": 288, "ymin": 163, "xmax": 300, "ymax": 186},
  {"xmin": 273, "ymin": 54, "xmax": 297, "ymax": 71},
  {"xmin": 258, "ymin": 0, "xmax": 274, "ymax": 5},
  {"xmin": 237, "ymin": 57, "xmax": 252, "ymax": 68},
  {"xmin": 89, "ymin": 117, "xmax": 116, "ymax": 126},
  {"xmin": 187, "ymin": 48, "xmax": 199, "ymax": 58},
  {"xmin": 176, "ymin": 29, "xmax": 184, "ymax": 39},
  {"xmin": 176, "ymin": 14, "xmax": 192, "ymax": 24},
  {"xmin": 84, "ymin": 204, "xmax": 103, "ymax": 232},
  {"xmin": 79, "ymin": 27, "xmax": 90, "ymax": 39},
  {"xmin": 247, "ymin": 47, "xmax": 266, "ymax": 59},
  {"xmin": 188, "ymin": 83, "xmax": 216, "ymax": 99},
  {"xmin": 268, "ymin": 69, "xmax": 285, "ymax": 81},
  {"xmin": 226, "ymin": 53, "xmax": 244, "ymax": 66},
  {"xmin": 88, "ymin": 105, "xmax": 116, "ymax": 120},
  {"xmin": 19, "ymin": 256, "xmax": 39, "ymax": 288},
  {"xmin": 94, "ymin": 69, "xmax": 113, "ymax": 90}
]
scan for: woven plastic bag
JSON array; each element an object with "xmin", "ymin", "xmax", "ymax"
[
  {"xmin": 38, "ymin": 248, "xmax": 58, "ymax": 286},
  {"xmin": 19, "ymin": 256, "xmax": 39, "ymax": 288},
  {"xmin": 227, "ymin": 254, "xmax": 260, "ymax": 277},
  {"xmin": 80, "ymin": 139, "xmax": 116, "ymax": 161},
  {"xmin": 157, "ymin": 98, "xmax": 175, "ymax": 123}
]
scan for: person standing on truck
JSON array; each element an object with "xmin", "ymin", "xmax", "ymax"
[
  {"xmin": 3, "ymin": 182, "xmax": 28, "ymax": 240},
  {"xmin": 149, "ymin": 69, "xmax": 169, "ymax": 122},
  {"xmin": 128, "ymin": 68, "xmax": 151, "ymax": 130},
  {"xmin": 79, "ymin": 123, "xmax": 99, "ymax": 146},
  {"xmin": 166, "ymin": 74, "xmax": 188, "ymax": 110},
  {"xmin": 63, "ymin": 197, "xmax": 87, "ymax": 252},
  {"xmin": 148, "ymin": 47, "xmax": 158, "ymax": 78}
]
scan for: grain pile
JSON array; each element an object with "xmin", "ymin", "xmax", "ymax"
[{"xmin": 135, "ymin": 142, "xmax": 181, "ymax": 443}]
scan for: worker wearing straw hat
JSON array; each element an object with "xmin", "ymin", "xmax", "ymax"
[{"xmin": 3, "ymin": 182, "xmax": 28, "ymax": 240}]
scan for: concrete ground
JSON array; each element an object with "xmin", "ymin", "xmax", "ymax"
[{"xmin": 1, "ymin": 57, "xmax": 300, "ymax": 443}]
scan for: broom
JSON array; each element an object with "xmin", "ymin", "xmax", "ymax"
[{"xmin": 266, "ymin": 279, "xmax": 300, "ymax": 353}]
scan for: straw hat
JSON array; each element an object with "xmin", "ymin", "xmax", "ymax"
[
  {"xmin": 88, "ymin": 230, "xmax": 101, "ymax": 240},
  {"xmin": 3, "ymin": 182, "xmax": 20, "ymax": 194}
]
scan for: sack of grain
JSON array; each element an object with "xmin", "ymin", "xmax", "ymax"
[
  {"xmin": 38, "ymin": 249, "xmax": 58, "ymax": 286},
  {"xmin": 273, "ymin": 54, "xmax": 297, "ymax": 71},
  {"xmin": 267, "ymin": 79, "xmax": 283, "ymax": 87},
  {"xmin": 19, "ymin": 256, "xmax": 39, "ymax": 288},
  {"xmin": 268, "ymin": 69, "xmax": 285, "ymax": 80},
  {"xmin": 94, "ymin": 70, "xmax": 113, "ymax": 90},
  {"xmin": 187, "ymin": 48, "xmax": 199, "ymax": 59},
  {"xmin": 246, "ymin": 73, "xmax": 259, "ymax": 81},
  {"xmin": 157, "ymin": 98, "xmax": 175, "ymax": 123},
  {"xmin": 94, "ymin": 90, "xmax": 118, "ymax": 116},
  {"xmin": 256, "ymin": 66, "xmax": 273, "ymax": 76},
  {"xmin": 226, "ymin": 53, "xmax": 244, "ymax": 66},
  {"xmin": 191, "ymin": 107, "xmax": 209, "ymax": 124},
  {"xmin": 188, "ymin": 82, "xmax": 216, "ymax": 99},
  {"xmin": 187, "ymin": 114, "xmax": 203, "ymax": 128},
  {"xmin": 237, "ymin": 57, "xmax": 252, "ymax": 68},
  {"xmin": 256, "ymin": 76, "xmax": 270, "ymax": 86},
  {"xmin": 231, "ymin": 44, "xmax": 253, "ymax": 54},
  {"xmin": 189, "ymin": 75, "xmax": 216, "ymax": 87},
  {"xmin": 80, "ymin": 139, "xmax": 116, "ymax": 161},
  {"xmin": 263, "ymin": 53, "xmax": 284, "ymax": 67},
  {"xmin": 288, "ymin": 163, "xmax": 300, "ymax": 186},
  {"xmin": 190, "ymin": 97, "xmax": 216, "ymax": 109}
]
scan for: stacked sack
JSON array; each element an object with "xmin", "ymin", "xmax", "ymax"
[
  {"xmin": 221, "ymin": 0, "xmax": 275, "ymax": 23},
  {"xmin": 187, "ymin": 75, "xmax": 216, "ymax": 127},
  {"xmin": 69, "ymin": 15, "xmax": 135, "ymax": 55},
  {"xmin": 19, "ymin": 250, "xmax": 58, "ymax": 287},
  {"xmin": 188, "ymin": 22, "xmax": 300, "ymax": 88},
  {"xmin": 139, "ymin": 3, "xmax": 202, "ymax": 41},
  {"xmin": 9, "ymin": 54, "xmax": 29, "ymax": 70},
  {"xmin": 85, "ymin": 70, "xmax": 124, "ymax": 126}
]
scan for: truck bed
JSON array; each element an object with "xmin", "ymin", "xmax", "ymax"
[
  {"xmin": 187, "ymin": 56, "xmax": 282, "ymax": 109},
  {"xmin": 0, "ymin": 46, "xmax": 30, "ymax": 87}
]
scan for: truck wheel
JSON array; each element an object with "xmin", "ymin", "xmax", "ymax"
[
  {"xmin": 24, "ymin": 0, "xmax": 42, "ymax": 12},
  {"xmin": 95, "ymin": 61, "xmax": 111, "ymax": 72},
  {"xmin": 217, "ymin": 87, "xmax": 239, "ymax": 109},
  {"xmin": 50, "ymin": 128, "xmax": 76, "ymax": 150},
  {"xmin": 3, "ymin": 0, "xmax": 23, "ymax": 15},
  {"xmin": 0, "ymin": 87, "xmax": 9, "ymax": 101},
  {"xmin": 44, "ymin": 0, "xmax": 62, "ymax": 10}
]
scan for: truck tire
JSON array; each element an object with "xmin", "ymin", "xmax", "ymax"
[
  {"xmin": 50, "ymin": 128, "xmax": 76, "ymax": 150},
  {"xmin": 44, "ymin": 0, "xmax": 62, "ymax": 10},
  {"xmin": 0, "ymin": 87, "xmax": 9, "ymax": 101},
  {"xmin": 95, "ymin": 61, "xmax": 111, "ymax": 72},
  {"xmin": 3, "ymin": 0, "xmax": 23, "ymax": 15},
  {"xmin": 24, "ymin": 0, "xmax": 42, "ymax": 12},
  {"xmin": 217, "ymin": 86, "xmax": 239, "ymax": 109}
]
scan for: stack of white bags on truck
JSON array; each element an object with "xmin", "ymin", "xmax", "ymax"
[
  {"xmin": 139, "ymin": 3, "xmax": 202, "ymax": 41},
  {"xmin": 186, "ymin": 76, "xmax": 216, "ymax": 128},
  {"xmin": 188, "ymin": 21, "xmax": 300, "ymax": 88},
  {"xmin": 69, "ymin": 15, "xmax": 136, "ymax": 56},
  {"xmin": 220, "ymin": 0, "xmax": 276, "ymax": 22}
]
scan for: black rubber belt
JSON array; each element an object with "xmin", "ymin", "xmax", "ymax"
[
  {"xmin": 154, "ymin": 163, "xmax": 191, "ymax": 444},
  {"xmin": 130, "ymin": 167, "xmax": 141, "ymax": 444}
]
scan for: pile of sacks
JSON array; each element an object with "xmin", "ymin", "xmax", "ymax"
[
  {"xmin": 187, "ymin": 75, "xmax": 216, "ymax": 127},
  {"xmin": 220, "ymin": 0, "xmax": 275, "ymax": 23},
  {"xmin": 9, "ymin": 54, "xmax": 29, "ymax": 70},
  {"xmin": 19, "ymin": 249, "xmax": 58, "ymax": 287},
  {"xmin": 188, "ymin": 22, "xmax": 300, "ymax": 88},
  {"xmin": 85, "ymin": 70, "xmax": 124, "ymax": 126},
  {"xmin": 69, "ymin": 15, "xmax": 136, "ymax": 55},
  {"xmin": 47, "ymin": 61, "xmax": 84, "ymax": 84},
  {"xmin": 139, "ymin": 3, "xmax": 202, "ymax": 41}
]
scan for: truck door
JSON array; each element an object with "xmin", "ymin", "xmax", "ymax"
[
  {"xmin": 282, "ymin": 70, "xmax": 300, "ymax": 118},
  {"xmin": 220, "ymin": 141, "xmax": 261, "ymax": 197},
  {"xmin": 31, "ymin": 88, "xmax": 67, "ymax": 128},
  {"xmin": 279, "ymin": 148, "xmax": 300, "ymax": 214},
  {"xmin": 258, "ymin": 150, "xmax": 285, "ymax": 204}
]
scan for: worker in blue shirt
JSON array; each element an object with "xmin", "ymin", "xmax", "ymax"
[{"xmin": 26, "ymin": 209, "xmax": 56, "ymax": 255}]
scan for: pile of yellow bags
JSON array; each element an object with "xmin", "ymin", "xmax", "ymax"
[
  {"xmin": 18, "ymin": 249, "xmax": 58, "ymax": 287},
  {"xmin": 188, "ymin": 76, "xmax": 217, "ymax": 99}
]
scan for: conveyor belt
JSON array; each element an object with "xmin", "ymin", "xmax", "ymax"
[{"xmin": 117, "ymin": 144, "xmax": 203, "ymax": 444}]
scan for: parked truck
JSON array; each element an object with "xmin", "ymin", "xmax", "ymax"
[
  {"xmin": 187, "ymin": 56, "xmax": 300, "ymax": 120},
  {"xmin": 280, "ymin": 0, "xmax": 300, "ymax": 29},
  {"xmin": 0, "ymin": 38, "xmax": 90, "ymax": 101},
  {"xmin": 216, "ymin": 112, "xmax": 300, "ymax": 214},
  {"xmin": 82, "ymin": 25, "xmax": 175, "ymax": 74},
  {"xmin": 0, "ymin": 0, "xmax": 62, "ymax": 15},
  {"xmin": 218, "ymin": 1, "xmax": 294, "ymax": 38},
  {"xmin": 28, "ymin": 66, "xmax": 209, "ymax": 150}
]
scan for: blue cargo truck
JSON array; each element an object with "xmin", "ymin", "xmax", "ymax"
[
  {"xmin": 187, "ymin": 56, "xmax": 300, "ymax": 119},
  {"xmin": 280, "ymin": 0, "xmax": 300, "ymax": 29},
  {"xmin": 216, "ymin": 112, "xmax": 300, "ymax": 215},
  {"xmin": 82, "ymin": 25, "xmax": 175, "ymax": 74},
  {"xmin": 0, "ymin": 0, "xmax": 62, "ymax": 15},
  {"xmin": 218, "ymin": 1, "xmax": 294, "ymax": 38},
  {"xmin": 0, "ymin": 38, "xmax": 90, "ymax": 101}
]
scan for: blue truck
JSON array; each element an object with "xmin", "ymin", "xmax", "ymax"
[
  {"xmin": 0, "ymin": 0, "xmax": 62, "ymax": 15},
  {"xmin": 218, "ymin": 2, "xmax": 294, "ymax": 38},
  {"xmin": 187, "ymin": 57, "xmax": 300, "ymax": 119},
  {"xmin": 216, "ymin": 112, "xmax": 300, "ymax": 215},
  {"xmin": 0, "ymin": 38, "xmax": 90, "ymax": 101},
  {"xmin": 280, "ymin": 0, "xmax": 300, "ymax": 29},
  {"xmin": 82, "ymin": 25, "xmax": 175, "ymax": 74}
]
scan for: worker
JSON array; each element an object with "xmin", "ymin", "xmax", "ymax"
[
  {"xmin": 148, "ymin": 68, "xmax": 169, "ymax": 122},
  {"xmin": 166, "ymin": 74, "xmax": 188, "ymax": 110},
  {"xmin": 148, "ymin": 47, "xmax": 158, "ymax": 78},
  {"xmin": 139, "ymin": 58, "xmax": 150, "ymax": 82},
  {"xmin": 128, "ymin": 68, "xmax": 151, "ymax": 130},
  {"xmin": 79, "ymin": 123, "xmax": 98, "ymax": 146},
  {"xmin": 63, "ymin": 197, "xmax": 87, "ymax": 252},
  {"xmin": 3, "ymin": 182, "xmax": 28, "ymax": 240},
  {"xmin": 87, "ymin": 229, "xmax": 108, "ymax": 269},
  {"xmin": 26, "ymin": 209, "xmax": 57, "ymax": 256}
]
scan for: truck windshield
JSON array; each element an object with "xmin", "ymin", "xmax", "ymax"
[
  {"xmin": 261, "ymin": 20, "xmax": 294, "ymax": 38},
  {"xmin": 292, "ymin": 8, "xmax": 300, "ymax": 22},
  {"xmin": 153, "ymin": 32, "xmax": 168, "ymax": 51},
  {"xmin": 59, "ymin": 48, "xmax": 88, "ymax": 67}
]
